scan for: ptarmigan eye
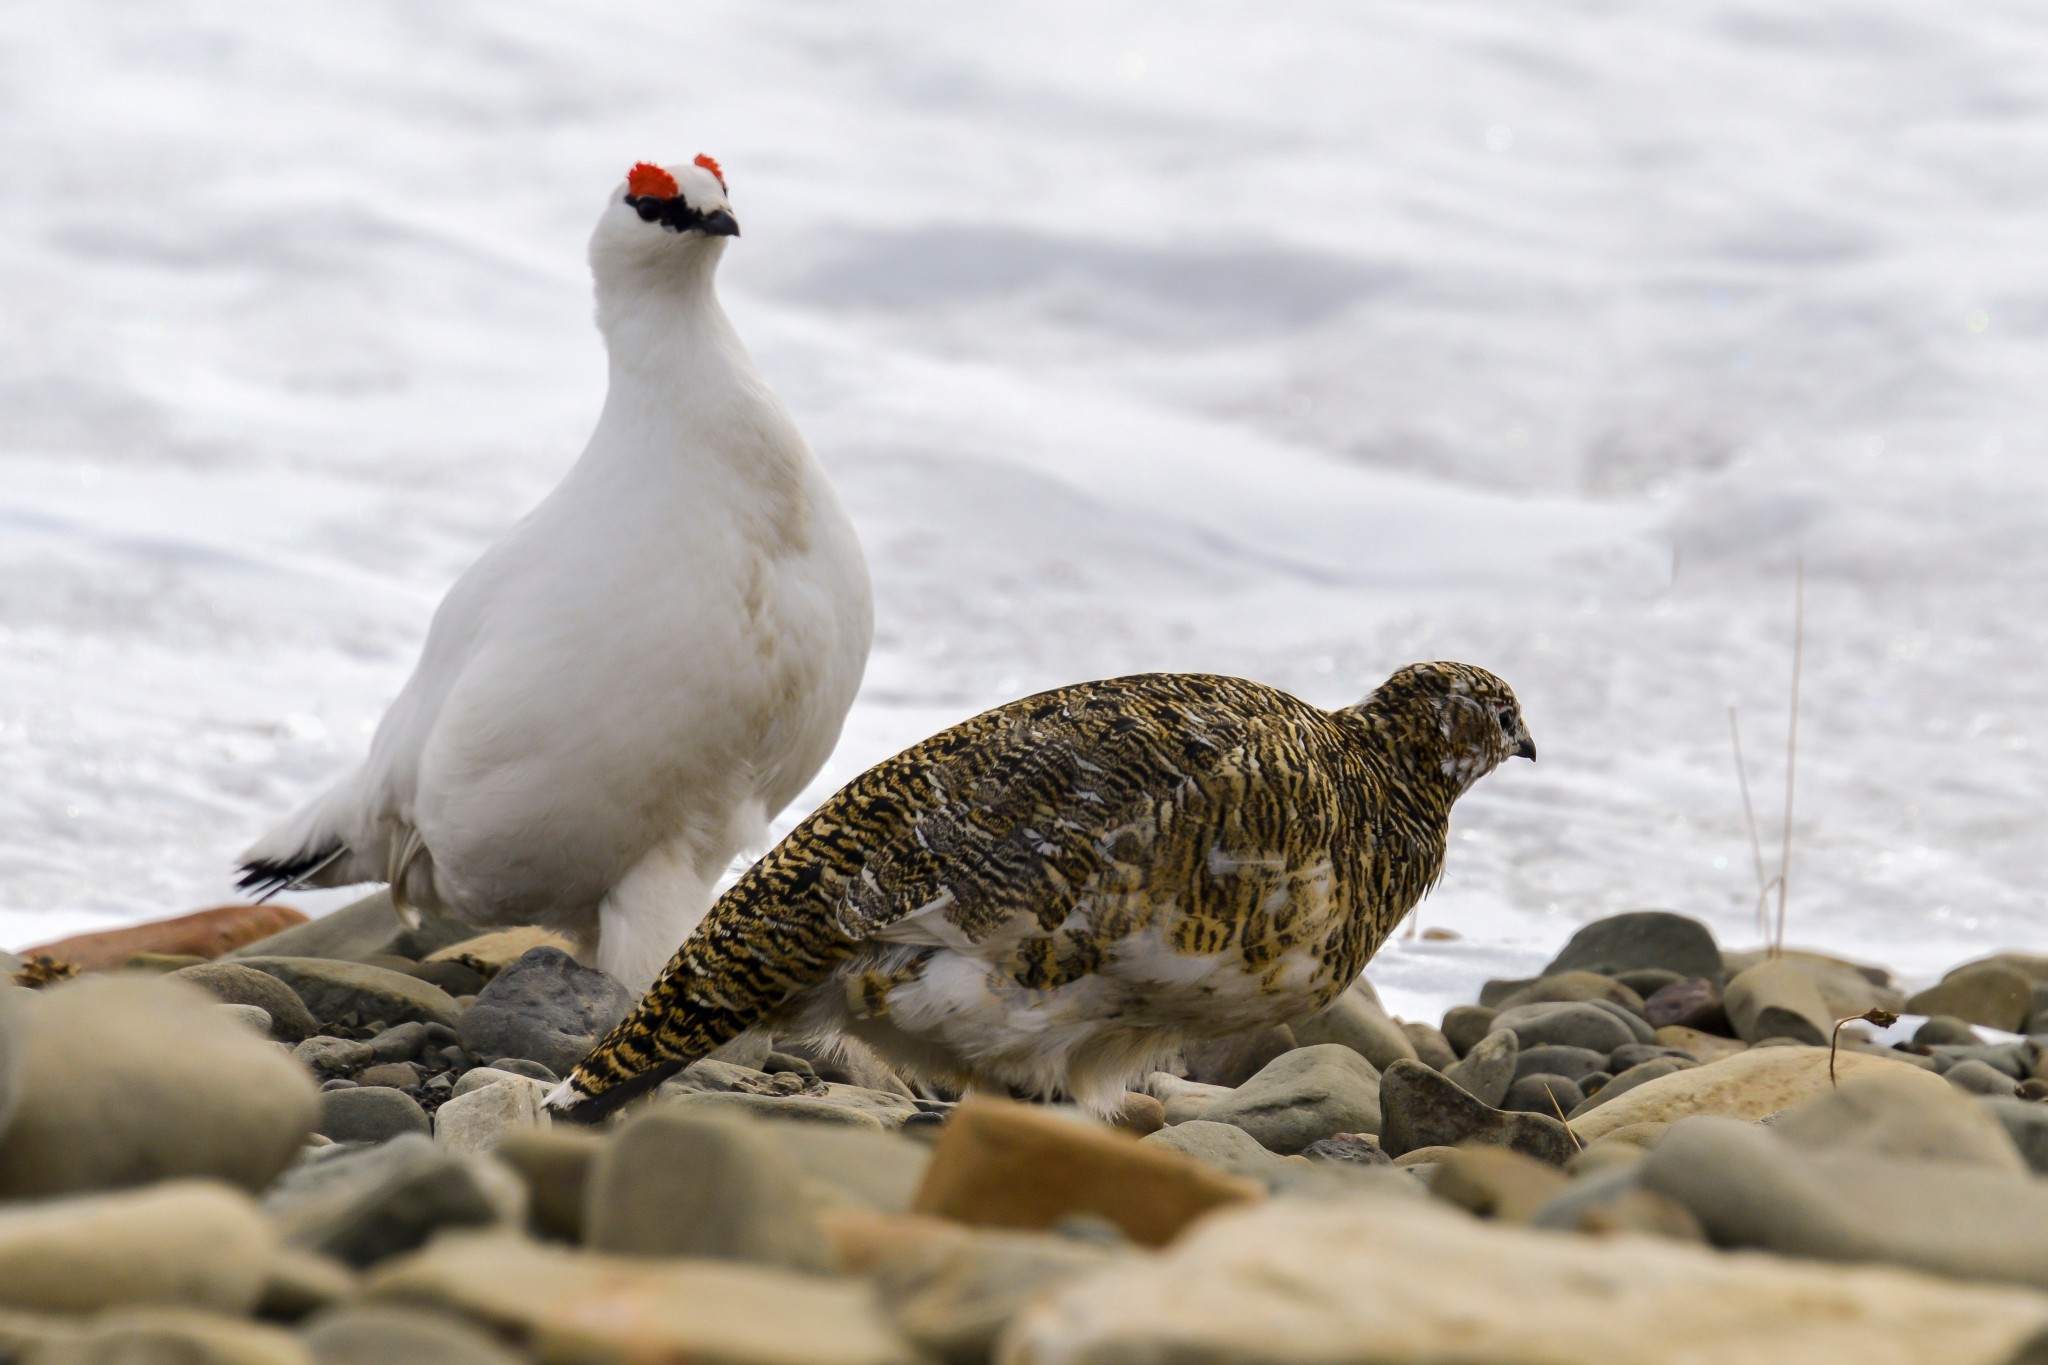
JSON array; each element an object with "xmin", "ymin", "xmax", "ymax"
[{"xmin": 1498, "ymin": 708, "xmax": 1517, "ymax": 733}]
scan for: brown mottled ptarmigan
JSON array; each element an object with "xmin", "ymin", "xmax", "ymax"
[
  {"xmin": 546, "ymin": 662, "xmax": 1534, "ymax": 1120},
  {"xmin": 238, "ymin": 156, "xmax": 873, "ymax": 991}
]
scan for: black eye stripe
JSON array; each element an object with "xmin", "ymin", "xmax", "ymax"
[{"xmin": 625, "ymin": 193, "xmax": 713, "ymax": 233}]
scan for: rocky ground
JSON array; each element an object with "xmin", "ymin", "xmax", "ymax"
[{"xmin": 3, "ymin": 901, "xmax": 2048, "ymax": 1363}]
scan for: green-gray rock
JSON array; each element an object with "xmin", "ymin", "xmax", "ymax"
[
  {"xmin": 876, "ymin": 1229, "xmax": 1119, "ymax": 1364},
  {"xmin": 265, "ymin": 1133, "xmax": 523, "ymax": 1268},
  {"xmin": 655, "ymin": 1088, "xmax": 893, "ymax": 1130},
  {"xmin": 1442, "ymin": 1028, "xmax": 1517, "ymax": 1107},
  {"xmin": 585, "ymin": 1108, "xmax": 833, "ymax": 1271},
  {"xmin": 1140, "ymin": 1120, "xmax": 1307, "ymax": 1185},
  {"xmin": 234, "ymin": 957, "xmax": 462, "ymax": 1030},
  {"xmin": 1908, "ymin": 965, "xmax": 2036, "ymax": 1034},
  {"xmin": 304, "ymin": 1303, "xmax": 523, "ymax": 1365},
  {"xmin": 1722, "ymin": 959, "xmax": 1832, "ymax": 1047},
  {"xmin": 1542, "ymin": 911, "xmax": 1723, "ymax": 985},
  {"xmin": 319, "ymin": 1087, "xmax": 431, "ymax": 1145},
  {"xmin": 35, "ymin": 1307, "xmax": 306, "ymax": 1364},
  {"xmin": 170, "ymin": 961, "xmax": 322, "ymax": 1041},
  {"xmin": 1767, "ymin": 1072, "xmax": 2026, "ymax": 1173},
  {"xmin": 494, "ymin": 1129, "xmax": 608, "ymax": 1243},
  {"xmin": 0, "ymin": 1181, "xmax": 273, "ymax": 1316},
  {"xmin": 1199, "ymin": 1045, "xmax": 1382, "ymax": 1154},
  {"xmin": 769, "ymin": 1124, "xmax": 931, "ymax": 1214},
  {"xmin": 0, "ymin": 976, "xmax": 318, "ymax": 1199},
  {"xmin": 1644, "ymin": 1116, "xmax": 2048, "ymax": 1291},
  {"xmin": 227, "ymin": 890, "xmax": 474, "ymax": 965},
  {"xmin": 1292, "ymin": 991, "xmax": 1418, "ymax": 1072}
]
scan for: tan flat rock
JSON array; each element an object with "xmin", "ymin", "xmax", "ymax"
[
  {"xmin": 367, "ymin": 1231, "xmax": 920, "ymax": 1365},
  {"xmin": 1003, "ymin": 1195, "xmax": 2048, "ymax": 1364},
  {"xmin": 1571, "ymin": 1044, "xmax": 1944, "ymax": 1143},
  {"xmin": 424, "ymin": 926, "xmax": 577, "ymax": 974}
]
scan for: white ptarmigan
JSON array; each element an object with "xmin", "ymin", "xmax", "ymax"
[{"xmin": 238, "ymin": 156, "xmax": 873, "ymax": 991}]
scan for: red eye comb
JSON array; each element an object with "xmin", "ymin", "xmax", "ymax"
[
  {"xmin": 694, "ymin": 153, "xmax": 726, "ymax": 191},
  {"xmin": 626, "ymin": 162, "xmax": 679, "ymax": 199}
]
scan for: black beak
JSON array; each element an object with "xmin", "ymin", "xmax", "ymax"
[
  {"xmin": 1515, "ymin": 734, "xmax": 1537, "ymax": 762},
  {"xmin": 700, "ymin": 210, "xmax": 740, "ymax": 238}
]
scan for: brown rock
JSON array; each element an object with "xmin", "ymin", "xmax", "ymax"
[
  {"xmin": 819, "ymin": 1208, "xmax": 972, "ymax": 1274},
  {"xmin": 911, "ymin": 1096, "xmax": 1260, "ymax": 1247},
  {"xmin": 1393, "ymin": 1144, "xmax": 1460, "ymax": 1169},
  {"xmin": 1909, "ymin": 965, "xmax": 2035, "ymax": 1034},
  {"xmin": 1428, "ymin": 1145, "xmax": 1568, "ymax": 1223},
  {"xmin": 16, "ymin": 904, "xmax": 308, "ymax": 971},
  {"xmin": 1376, "ymin": 1059, "xmax": 1576, "ymax": 1165},
  {"xmin": 1655, "ymin": 1025, "xmax": 1749, "ymax": 1063},
  {"xmin": 1108, "ymin": 1092, "xmax": 1165, "ymax": 1137},
  {"xmin": 1643, "ymin": 977, "xmax": 1728, "ymax": 1033}
]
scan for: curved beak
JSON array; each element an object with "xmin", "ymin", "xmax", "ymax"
[
  {"xmin": 700, "ymin": 209, "xmax": 740, "ymax": 237},
  {"xmin": 1515, "ymin": 732, "xmax": 1537, "ymax": 762}
]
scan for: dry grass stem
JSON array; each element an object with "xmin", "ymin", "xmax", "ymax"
[
  {"xmin": 1774, "ymin": 559, "xmax": 1805, "ymax": 958},
  {"xmin": 1541, "ymin": 1081, "xmax": 1583, "ymax": 1151},
  {"xmin": 1829, "ymin": 1007, "xmax": 1902, "ymax": 1086},
  {"xmin": 1729, "ymin": 705, "xmax": 1773, "ymax": 941}
]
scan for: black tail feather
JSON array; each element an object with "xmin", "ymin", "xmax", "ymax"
[{"xmin": 235, "ymin": 844, "xmax": 345, "ymax": 902}]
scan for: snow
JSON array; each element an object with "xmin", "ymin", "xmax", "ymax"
[{"xmin": 7, "ymin": 2, "xmax": 2048, "ymax": 1020}]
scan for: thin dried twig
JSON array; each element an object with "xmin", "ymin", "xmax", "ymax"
[
  {"xmin": 1830, "ymin": 1007, "xmax": 1901, "ymax": 1086},
  {"xmin": 1774, "ymin": 559, "xmax": 1805, "ymax": 959}
]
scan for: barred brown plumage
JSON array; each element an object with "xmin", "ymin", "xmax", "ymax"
[{"xmin": 546, "ymin": 662, "xmax": 1535, "ymax": 1122}]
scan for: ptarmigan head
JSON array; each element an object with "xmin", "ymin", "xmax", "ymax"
[
  {"xmin": 589, "ymin": 155, "xmax": 739, "ymax": 278},
  {"xmin": 1360, "ymin": 661, "xmax": 1535, "ymax": 797}
]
